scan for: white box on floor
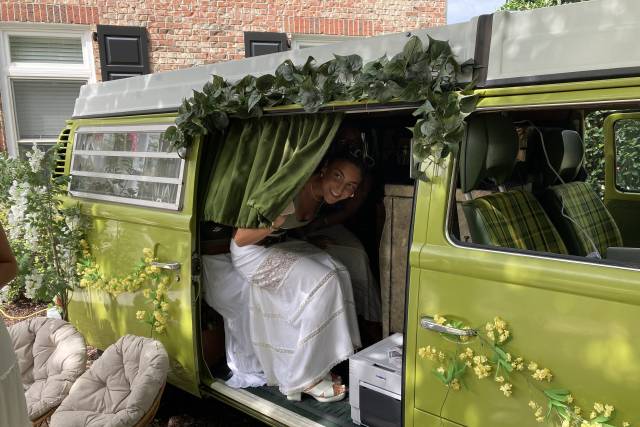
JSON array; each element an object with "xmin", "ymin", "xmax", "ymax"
[{"xmin": 349, "ymin": 333, "xmax": 403, "ymax": 427}]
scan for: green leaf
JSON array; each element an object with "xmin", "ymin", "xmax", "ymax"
[
  {"xmin": 413, "ymin": 100, "xmax": 435, "ymax": 117},
  {"xmin": 403, "ymin": 35, "xmax": 424, "ymax": 65},
  {"xmin": 382, "ymin": 58, "xmax": 407, "ymax": 81},
  {"xmin": 247, "ymin": 91, "xmax": 262, "ymax": 112},
  {"xmin": 427, "ymin": 35, "xmax": 452, "ymax": 60},
  {"xmin": 369, "ymin": 80, "xmax": 402, "ymax": 103},
  {"xmin": 275, "ymin": 60, "xmax": 297, "ymax": 82},
  {"xmin": 297, "ymin": 77, "xmax": 323, "ymax": 113},
  {"xmin": 459, "ymin": 93, "xmax": 479, "ymax": 114},
  {"xmin": 255, "ymin": 74, "xmax": 275, "ymax": 92}
]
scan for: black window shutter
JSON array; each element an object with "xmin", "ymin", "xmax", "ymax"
[
  {"xmin": 97, "ymin": 25, "xmax": 150, "ymax": 81},
  {"xmin": 244, "ymin": 32, "xmax": 289, "ymax": 57}
]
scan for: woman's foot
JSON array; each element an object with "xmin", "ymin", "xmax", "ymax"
[{"xmin": 286, "ymin": 378, "xmax": 347, "ymax": 403}]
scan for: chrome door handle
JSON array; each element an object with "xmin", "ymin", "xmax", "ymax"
[
  {"xmin": 420, "ymin": 316, "xmax": 477, "ymax": 337},
  {"xmin": 151, "ymin": 261, "xmax": 181, "ymax": 271}
]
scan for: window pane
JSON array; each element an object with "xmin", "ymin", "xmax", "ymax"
[
  {"xmin": 74, "ymin": 131, "xmax": 172, "ymax": 152},
  {"xmin": 69, "ymin": 176, "xmax": 179, "ymax": 204},
  {"xmin": 73, "ymin": 155, "xmax": 182, "ymax": 179},
  {"xmin": 614, "ymin": 119, "xmax": 640, "ymax": 193},
  {"xmin": 69, "ymin": 127, "xmax": 184, "ymax": 209},
  {"xmin": 12, "ymin": 80, "xmax": 84, "ymax": 140},
  {"xmin": 9, "ymin": 36, "xmax": 83, "ymax": 64}
]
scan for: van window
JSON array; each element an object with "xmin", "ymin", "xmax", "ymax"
[
  {"xmin": 613, "ymin": 119, "xmax": 640, "ymax": 193},
  {"xmin": 450, "ymin": 110, "xmax": 636, "ymax": 268},
  {"xmin": 69, "ymin": 124, "xmax": 185, "ymax": 210}
]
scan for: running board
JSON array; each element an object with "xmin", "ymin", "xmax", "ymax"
[{"xmin": 204, "ymin": 379, "xmax": 325, "ymax": 427}]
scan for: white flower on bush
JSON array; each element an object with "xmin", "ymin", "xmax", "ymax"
[
  {"xmin": 65, "ymin": 215, "xmax": 79, "ymax": 232},
  {"xmin": 24, "ymin": 273, "xmax": 44, "ymax": 300},
  {"xmin": 0, "ymin": 285, "xmax": 10, "ymax": 304},
  {"xmin": 25, "ymin": 143, "xmax": 45, "ymax": 173},
  {"xmin": 7, "ymin": 180, "xmax": 29, "ymax": 234}
]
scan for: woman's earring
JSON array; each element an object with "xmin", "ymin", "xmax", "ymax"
[{"xmin": 350, "ymin": 193, "xmax": 355, "ymax": 198}]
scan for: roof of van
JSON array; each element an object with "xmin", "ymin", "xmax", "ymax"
[{"xmin": 73, "ymin": 0, "xmax": 640, "ymax": 119}]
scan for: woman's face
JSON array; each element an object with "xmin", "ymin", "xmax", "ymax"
[{"xmin": 320, "ymin": 159, "xmax": 362, "ymax": 204}]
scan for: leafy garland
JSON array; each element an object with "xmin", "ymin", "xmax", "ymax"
[
  {"xmin": 163, "ymin": 35, "xmax": 478, "ymax": 178},
  {"xmin": 77, "ymin": 244, "xmax": 172, "ymax": 334},
  {"xmin": 419, "ymin": 315, "xmax": 632, "ymax": 427}
]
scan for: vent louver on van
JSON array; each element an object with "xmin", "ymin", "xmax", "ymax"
[{"xmin": 52, "ymin": 123, "xmax": 73, "ymax": 178}]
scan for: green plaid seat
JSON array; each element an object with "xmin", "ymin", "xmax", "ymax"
[
  {"xmin": 544, "ymin": 181, "xmax": 622, "ymax": 257},
  {"xmin": 463, "ymin": 190, "xmax": 568, "ymax": 254}
]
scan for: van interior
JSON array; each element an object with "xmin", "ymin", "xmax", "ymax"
[
  {"xmin": 195, "ymin": 105, "xmax": 640, "ymax": 426},
  {"xmin": 197, "ymin": 109, "xmax": 416, "ymax": 426}
]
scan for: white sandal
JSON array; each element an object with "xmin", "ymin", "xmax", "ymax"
[{"xmin": 287, "ymin": 378, "xmax": 346, "ymax": 403}]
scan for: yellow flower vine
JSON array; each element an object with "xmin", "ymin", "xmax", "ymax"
[
  {"xmin": 77, "ymin": 243, "xmax": 173, "ymax": 334},
  {"xmin": 418, "ymin": 315, "xmax": 632, "ymax": 427}
]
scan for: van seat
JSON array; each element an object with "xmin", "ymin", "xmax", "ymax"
[
  {"xmin": 460, "ymin": 114, "xmax": 568, "ymax": 254},
  {"xmin": 464, "ymin": 190, "xmax": 568, "ymax": 253},
  {"xmin": 530, "ymin": 129, "xmax": 623, "ymax": 257}
]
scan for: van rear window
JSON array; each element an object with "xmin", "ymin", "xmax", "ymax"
[{"xmin": 68, "ymin": 124, "xmax": 185, "ymax": 210}]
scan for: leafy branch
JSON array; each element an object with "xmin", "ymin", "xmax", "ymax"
[{"xmin": 164, "ymin": 35, "xmax": 478, "ymax": 178}]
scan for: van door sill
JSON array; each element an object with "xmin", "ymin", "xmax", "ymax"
[{"xmin": 206, "ymin": 379, "xmax": 325, "ymax": 427}]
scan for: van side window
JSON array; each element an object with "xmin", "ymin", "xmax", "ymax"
[
  {"xmin": 450, "ymin": 111, "xmax": 638, "ymax": 269},
  {"xmin": 69, "ymin": 124, "xmax": 185, "ymax": 210},
  {"xmin": 614, "ymin": 119, "xmax": 640, "ymax": 193}
]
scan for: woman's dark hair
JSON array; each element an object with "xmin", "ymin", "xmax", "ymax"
[{"xmin": 323, "ymin": 146, "xmax": 370, "ymax": 176}]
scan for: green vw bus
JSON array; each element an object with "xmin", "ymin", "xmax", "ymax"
[{"xmin": 61, "ymin": 0, "xmax": 640, "ymax": 425}]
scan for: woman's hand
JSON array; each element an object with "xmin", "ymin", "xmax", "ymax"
[
  {"xmin": 272, "ymin": 215, "xmax": 287, "ymax": 229},
  {"xmin": 233, "ymin": 215, "xmax": 288, "ymax": 247}
]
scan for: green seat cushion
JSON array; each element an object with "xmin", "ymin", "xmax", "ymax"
[
  {"xmin": 544, "ymin": 181, "xmax": 623, "ymax": 257},
  {"xmin": 463, "ymin": 190, "xmax": 568, "ymax": 254}
]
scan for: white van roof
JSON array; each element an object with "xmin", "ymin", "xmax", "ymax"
[
  {"xmin": 72, "ymin": 20, "xmax": 478, "ymax": 118},
  {"xmin": 73, "ymin": 0, "xmax": 640, "ymax": 119}
]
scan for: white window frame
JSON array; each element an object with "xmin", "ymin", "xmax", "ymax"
[
  {"xmin": 290, "ymin": 34, "xmax": 358, "ymax": 50},
  {"xmin": 0, "ymin": 23, "xmax": 96, "ymax": 157},
  {"xmin": 69, "ymin": 123, "xmax": 186, "ymax": 211}
]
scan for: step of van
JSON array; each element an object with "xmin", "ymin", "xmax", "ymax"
[{"xmin": 202, "ymin": 379, "xmax": 355, "ymax": 427}]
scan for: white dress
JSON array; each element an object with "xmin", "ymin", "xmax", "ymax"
[
  {"xmin": 308, "ymin": 225, "xmax": 382, "ymax": 322},
  {"xmin": 0, "ymin": 318, "xmax": 31, "ymax": 427},
  {"xmin": 230, "ymin": 238, "xmax": 361, "ymax": 395}
]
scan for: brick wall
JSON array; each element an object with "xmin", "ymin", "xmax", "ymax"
[{"xmin": 0, "ymin": 0, "xmax": 446, "ymax": 151}]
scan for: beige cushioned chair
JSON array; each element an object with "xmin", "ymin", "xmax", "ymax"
[
  {"xmin": 50, "ymin": 334, "xmax": 169, "ymax": 427},
  {"xmin": 8, "ymin": 317, "xmax": 87, "ymax": 426}
]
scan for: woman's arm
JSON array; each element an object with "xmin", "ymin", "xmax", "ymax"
[
  {"xmin": 0, "ymin": 226, "xmax": 18, "ymax": 286},
  {"xmin": 233, "ymin": 215, "xmax": 287, "ymax": 247}
]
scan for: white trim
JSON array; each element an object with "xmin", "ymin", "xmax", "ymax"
[
  {"xmin": 207, "ymin": 380, "xmax": 325, "ymax": 427},
  {"xmin": 68, "ymin": 190, "xmax": 182, "ymax": 211},
  {"xmin": 0, "ymin": 25, "xmax": 95, "ymax": 157},
  {"xmin": 73, "ymin": 150, "xmax": 181, "ymax": 159},
  {"xmin": 75, "ymin": 124, "xmax": 174, "ymax": 133},
  {"xmin": 70, "ymin": 171, "xmax": 182, "ymax": 184}
]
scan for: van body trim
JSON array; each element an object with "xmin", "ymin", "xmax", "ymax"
[
  {"xmin": 481, "ymin": 67, "xmax": 640, "ymax": 89},
  {"xmin": 75, "ymin": 123, "xmax": 173, "ymax": 132},
  {"xmin": 69, "ymin": 190, "xmax": 182, "ymax": 210},
  {"xmin": 207, "ymin": 380, "xmax": 324, "ymax": 427},
  {"xmin": 73, "ymin": 149, "xmax": 181, "ymax": 159},
  {"xmin": 71, "ymin": 170, "xmax": 182, "ymax": 185}
]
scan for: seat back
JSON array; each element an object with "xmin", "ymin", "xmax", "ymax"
[
  {"xmin": 532, "ymin": 129, "xmax": 623, "ymax": 257},
  {"xmin": 8, "ymin": 317, "xmax": 86, "ymax": 420},
  {"xmin": 461, "ymin": 114, "xmax": 568, "ymax": 254},
  {"xmin": 51, "ymin": 334, "xmax": 169, "ymax": 427}
]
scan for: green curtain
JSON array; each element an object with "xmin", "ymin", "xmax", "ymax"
[{"xmin": 203, "ymin": 113, "xmax": 343, "ymax": 228}]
